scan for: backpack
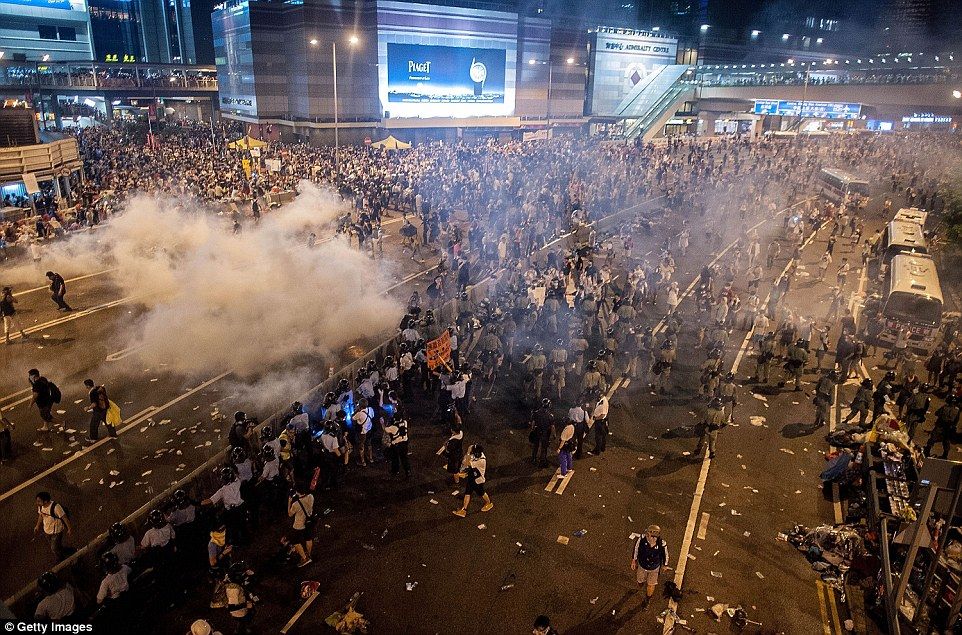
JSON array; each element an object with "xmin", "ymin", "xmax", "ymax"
[{"xmin": 48, "ymin": 382, "xmax": 62, "ymax": 404}]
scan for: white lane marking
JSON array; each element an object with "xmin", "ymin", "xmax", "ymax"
[
  {"xmin": 663, "ymin": 198, "xmax": 818, "ymax": 634},
  {"xmin": 280, "ymin": 591, "xmax": 320, "ymax": 634},
  {"xmin": 384, "ymin": 265, "xmax": 437, "ymax": 294},
  {"xmin": 554, "ymin": 470, "xmax": 575, "ymax": 495},
  {"xmin": 0, "ymin": 372, "xmax": 230, "ymax": 503},
  {"xmin": 830, "ymin": 383, "xmax": 844, "ymax": 524},
  {"xmin": 696, "ymin": 512, "xmax": 710, "ymax": 540},
  {"xmin": 0, "ymin": 387, "xmax": 31, "ymax": 404},
  {"xmin": 655, "ymin": 198, "xmax": 817, "ymax": 338},
  {"xmin": 12, "ymin": 269, "xmax": 119, "ymax": 297},
  {"xmin": 5, "ymin": 295, "xmax": 140, "ymax": 343},
  {"xmin": 105, "ymin": 344, "xmax": 145, "ymax": 362},
  {"xmin": 1, "ymin": 395, "xmax": 33, "ymax": 411}
]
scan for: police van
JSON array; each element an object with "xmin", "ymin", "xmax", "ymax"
[
  {"xmin": 892, "ymin": 207, "xmax": 928, "ymax": 228},
  {"xmin": 879, "ymin": 220, "xmax": 928, "ymax": 264},
  {"xmin": 875, "ymin": 254, "xmax": 943, "ymax": 350}
]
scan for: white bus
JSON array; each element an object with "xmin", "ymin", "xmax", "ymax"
[
  {"xmin": 893, "ymin": 207, "xmax": 928, "ymax": 228},
  {"xmin": 879, "ymin": 220, "xmax": 928, "ymax": 264},
  {"xmin": 818, "ymin": 168, "xmax": 870, "ymax": 202},
  {"xmin": 876, "ymin": 254, "xmax": 943, "ymax": 350}
]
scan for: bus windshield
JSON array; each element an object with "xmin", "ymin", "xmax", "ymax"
[{"xmin": 883, "ymin": 291, "xmax": 943, "ymax": 325}]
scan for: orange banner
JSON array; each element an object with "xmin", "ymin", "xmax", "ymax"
[{"xmin": 426, "ymin": 331, "xmax": 452, "ymax": 371}]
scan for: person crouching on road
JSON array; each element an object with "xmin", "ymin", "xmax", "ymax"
[
  {"xmin": 631, "ymin": 524, "xmax": 669, "ymax": 606},
  {"xmin": 453, "ymin": 443, "xmax": 493, "ymax": 517}
]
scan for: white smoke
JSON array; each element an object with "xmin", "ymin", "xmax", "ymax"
[{"xmin": 10, "ymin": 182, "xmax": 403, "ymax": 398}]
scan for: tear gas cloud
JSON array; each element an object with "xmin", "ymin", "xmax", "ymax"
[{"xmin": 17, "ymin": 181, "xmax": 403, "ymax": 393}]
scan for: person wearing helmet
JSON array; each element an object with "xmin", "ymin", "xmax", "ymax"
[
  {"xmin": 202, "ymin": 467, "xmax": 246, "ymax": 544},
  {"xmin": 35, "ymin": 571, "xmax": 75, "ymax": 621},
  {"xmin": 843, "ymin": 378, "xmax": 874, "ymax": 426},
  {"xmin": 781, "ymin": 339, "xmax": 808, "ymax": 391},
  {"xmin": 106, "ymin": 521, "xmax": 136, "ymax": 565},
  {"xmin": 168, "ymin": 489, "xmax": 196, "ymax": 530},
  {"xmin": 653, "ymin": 339, "xmax": 676, "ymax": 394},
  {"xmin": 581, "ymin": 360, "xmax": 604, "ymax": 395},
  {"xmin": 259, "ymin": 444, "xmax": 280, "ymax": 487},
  {"xmin": 453, "ymin": 443, "xmax": 493, "ymax": 517},
  {"xmin": 319, "ymin": 420, "xmax": 343, "ymax": 488},
  {"xmin": 352, "ymin": 398, "xmax": 375, "ymax": 467},
  {"xmin": 382, "ymin": 355, "xmax": 399, "ymax": 392},
  {"xmin": 872, "ymin": 372, "xmax": 897, "ymax": 423},
  {"xmin": 523, "ymin": 344, "xmax": 547, "ymax": 401},
  {"xmin": 528, "ymin": 398, "xmax": 555, "ymax": 467},
  {"xmin": 382, "ymin": 417, "xmax": 410, "ymax": 479},
  {"xmin": 287, "ymin": 403, "xmax": 310, "ymax": 434},
  {"xmin": 752, "ymin": 332, "xmax": 775, "ymax": 384},
  {"xmin": 591, "ymin": 389, "xmax": 610, "ymax": 455},
  {"xmin": 570, "ymin": 330, "xmax": 589, "ymax": 376},
  {"xmin": 96, "ymin": 550, "xmax": 130, "ymax": 606},
  {"xmin": 718, "ymin": 372, "xmax": 738, "ymax": 419},
  {"xmin": 548, "ymin": 339, "xmax": 568, "ymax": 401},
  {"xmin": 925, "ymin": 396, "xmax": 961, "ymax": 459},
  {"xmin": 142, "ymin": 509, "xmax": 175, "ymax": 551},
  {"xmin": 904, "ymin": 384, "xmax": 931, "ymax": 439},
  {"xmin": 229, "ymin": 412, "xmax": 251, "ymax": 450},
  {"xmin": 696, "ymin": 398, "xmax": 727, "ymax": 459}
]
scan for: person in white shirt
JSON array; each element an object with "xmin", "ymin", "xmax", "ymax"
[
  {"xmin": 96, "ymin": 552, "xmax": 130, "ymax": 604},
  {"xmin": 591, "ymin": 392, "xmax": 610, "ymax": 454},
  {"xmin": 35, "ymin": 573, "xmax": 75, "ymax": 621},
  {"xmin": 352, "ymin": 400, "xmax": 374, "ymax": 466},
  {"xmin": 558, "ymin": 422, "xmax": 575, "ymax": 476},
  {"xmin": 34, "ymin": 492, "xmax": 72, "ymax": 562},
  {"xmin": 453, "ymin": 443, "xmax": 493, "ymax": 517}
]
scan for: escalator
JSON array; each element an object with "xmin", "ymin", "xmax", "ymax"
[{"xmin": 613, "ymin": 64, "xmax": 694, "ymax": 140}]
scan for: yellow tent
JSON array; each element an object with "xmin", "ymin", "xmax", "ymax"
[
  {"xmin": 371, "ymin": 135, "xmax": 411, "ymax": 150},
  {"xmin": 227, "ymin": 136, "xmax": 269, "ymax": 150}
]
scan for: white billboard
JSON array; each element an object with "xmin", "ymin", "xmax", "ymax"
[{"xmin": 587, "ymin": 28, "xmax": 678, "ymax": 116}]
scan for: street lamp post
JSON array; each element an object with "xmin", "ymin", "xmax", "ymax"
[
  {"xmin": 801, "ymin": 63, "xmax": 809, "ymax": 120},
  {"xmin": 332, "ymin": 40, "xmax": 339, "ymax": 159}
]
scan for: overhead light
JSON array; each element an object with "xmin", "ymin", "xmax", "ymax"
[
  {"xmin": 528, "ymin": 58, "xmax": 536, "ymax": 65},
  {"xmin": 566, "ymin": 57, "xmax": 574, "ymax": 64},
  {"xmin": 751, "ymin": 30, "xmax": 760, "ymax": 38},
  {"xmin": 700, "ymin": 24, "xmax": 709, "ymax": 32},
  {"xmin": 309, "ymin": 38, "xmax": 318, "ymax": 46},
  {"xmin": 816, "ymin": 37, "xmax": 823, "ymax": 44},
  {"xmin": 787, "ymin": 58, "xmax": 794, "ymax": 64},
  {"xmin": 42, "ymin": 54, "xmax": 50, "ymax": 61},
  {"xmin": 782, "ymin": 33, "xmax": 790, "ymax": 41},
  {"xmin": 348, "ymin": 34, "xmax": 359, "ymax": 45},
  {"xmin": 652, "ymin": 26, "xmax": 660, "ymax": 31},
  {"xmin": 953, "ymin": 90, "xmax": 961, "ymax": 99}
]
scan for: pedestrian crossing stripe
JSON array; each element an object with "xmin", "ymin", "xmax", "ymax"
[{"xmin": 544, "ymin": 469, "xmax": 574, "ymax": 494}]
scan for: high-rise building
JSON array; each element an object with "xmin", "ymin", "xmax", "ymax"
[
  {"xmin": 0, "ymin": 0, "xmax": 94, "ymax": 61},
  {"xmin": 86, "ymin": 0, "xmax": 201, "ymax": 63}
]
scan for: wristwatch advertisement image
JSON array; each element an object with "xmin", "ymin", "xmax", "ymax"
[{"xmin": 470, "ymin": 58, "xmax": 486, "ymax": 96}]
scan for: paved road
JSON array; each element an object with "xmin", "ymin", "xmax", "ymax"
[
  {"xmin": 0, "ymin": 210, "xmax": 445, "ymax": 599},
  {"xmin": 128, "ymin": 180, "xmax": 884, "ymax": 634},
  {"xmin": 6, "ymin": 166, "xmax": 928, "ymax": 634}
]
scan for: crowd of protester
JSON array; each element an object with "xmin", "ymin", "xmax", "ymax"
[{"xmin": 14, "ymin": 125, "xmax": 962, "ymax": 632}]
